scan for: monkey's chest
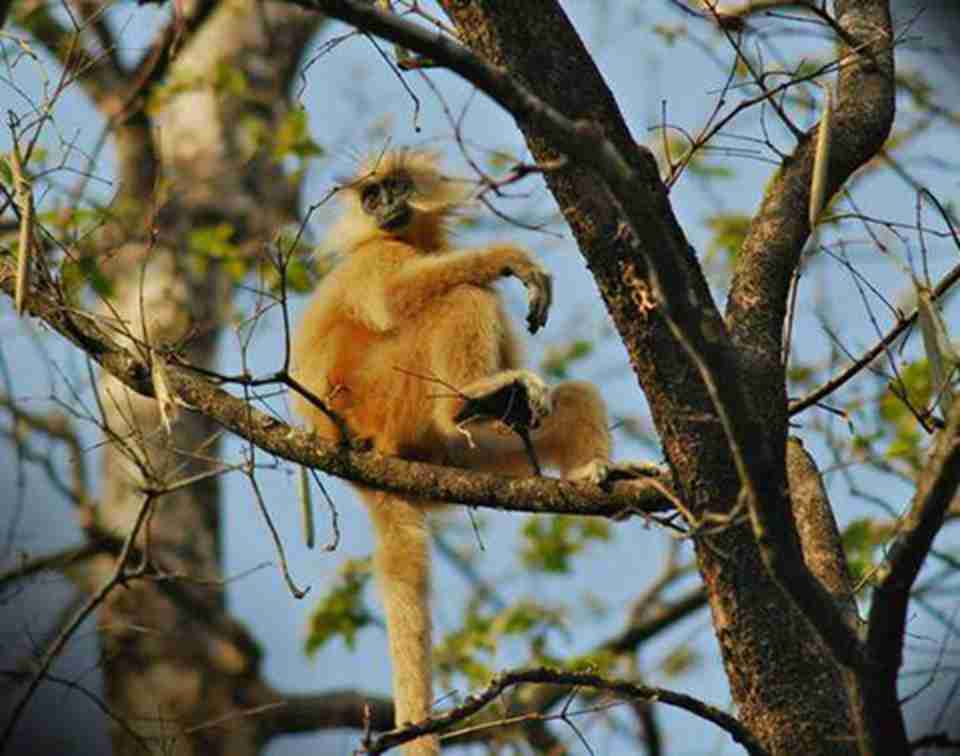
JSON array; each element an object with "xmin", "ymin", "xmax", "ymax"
[
  {"xmin": 324, "ymin": 320, "xmax": 435, "ymax": 445},
  {"xmin": 325, "ymin": 320, "xmax": 414, "ymax": 390},
  {"xmin": 324, "ymin": 322, "xmax": 381, "ymax": 403}
]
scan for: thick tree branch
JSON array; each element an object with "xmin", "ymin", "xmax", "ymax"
[
  {"xmin": 786, "ymin": 438, "xmax": 858, "ymax": 623},
  {"xmin": 716, "ymin": 3, "xmax": 895, "ymax": 666},
  {"xmin": 727, "ymin": 0, "xmax": 896, "ymax": 394},
  {"xmin": 0, "ymin": 259, "xmax": 673, "ymax": 519}
]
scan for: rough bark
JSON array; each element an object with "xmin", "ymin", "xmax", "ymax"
[
  {"xmin": 84, "ymin": 3, "xmax": 319, "ymax": 754},
  {"xmin": 432, "ymin": 1, "xmax": 893, "ymax": 753}
]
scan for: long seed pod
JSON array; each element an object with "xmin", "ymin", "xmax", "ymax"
[
  {"xmin": 917, "ymin": 282, "xmax": 958, "ymax": 416},
  {"xmin": 299, "ymin": 465, "xmax": 315, "ymax": 549},
  {"xmin": 9, "ymin": 144, "xmax": 34, "ymax": 316},
  {"xmin": 809, "ymin": 82, "xmax": 833, "ymax": 229}
]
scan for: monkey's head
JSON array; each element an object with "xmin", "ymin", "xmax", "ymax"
[{"xmin": 331, "ymin": 150, "xmax": 470, "ymax": 252}]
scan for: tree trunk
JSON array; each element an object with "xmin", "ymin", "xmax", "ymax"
[
  {"xmin": 436, "ymin": 1, "xmax": 892, "ymax": 752},
  {"xmin": 86, "ymin": 4, "xmax": 319, "ymax": 753}
]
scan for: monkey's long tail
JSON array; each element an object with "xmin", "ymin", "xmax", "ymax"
[{"xmin": 366, "ymin": 493, "xmax": 440, "ymax": 756}]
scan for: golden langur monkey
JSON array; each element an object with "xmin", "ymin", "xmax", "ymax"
[{"xmin": 292, "ymin": 150, "xmax": 624, "ymax": 755}]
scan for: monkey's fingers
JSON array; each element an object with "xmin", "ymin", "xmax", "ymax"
[{"xmin": 523, "ymin": 269, "xmax": 552, "ymax": 333}]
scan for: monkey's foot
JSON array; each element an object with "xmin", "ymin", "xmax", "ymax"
[
  {"xmin": 569, "ymin": 459, "xmax": 667, "ymax": 487},
  {"xmin": 455, "ymin": 370, "xmax": 552, "ymax": 433}
]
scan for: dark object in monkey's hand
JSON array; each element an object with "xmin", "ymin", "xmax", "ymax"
[{"xmin": 455, "ymin": 378, "xmax": 538, "ymax": 432}]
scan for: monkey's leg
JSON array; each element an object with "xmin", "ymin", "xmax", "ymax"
[
  {"xmin": 532, "ymin": 380, "xmax": 614, "ymax": 478},
  {"xmin": 459, "ymin": 374, "xmax": 667, "ymax": 483},
  {"xmin": 363, "ymin": 490, "xmax": 440, "ymax": 756}
]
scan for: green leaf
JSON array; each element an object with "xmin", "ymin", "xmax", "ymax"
[
  {"xmin": 435, "ymin": 600, "xmax": 566, "ymax": 687},
  {"xmin": 916, "ymin": 283, "xmax": 957, "ymax": 415},
  {"xmin": 213, "ymin": 61, "xmax": 249, "ymax": 97},
  {"xmin": 841, "ymin": 518, "xmax": 893, "ymax": 586},
  {"xmin": 878, "ymin": 360, "xmax": 935, "ymax": 469},
  {"xmin": 487, "ymin": 149, "xmax": 517, "ymax": 172},
  {"xmin": 660, "ymin": 646, "xmax": 698, "ymax": 678},
  {"xmin": 652, "ymin": 24, "xmax": 686, "ymax": 45}
]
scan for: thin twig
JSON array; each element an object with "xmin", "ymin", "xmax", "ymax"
[{"xmin": 0, "ymin": 495, "xmax": 155, "ymax": 750}]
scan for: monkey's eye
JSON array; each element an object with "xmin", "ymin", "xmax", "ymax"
[{"xmin": 361, "ymin": 183, "xmax": 382, "ymax": 212}]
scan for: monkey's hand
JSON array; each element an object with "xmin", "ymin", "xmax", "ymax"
[
  {"xmin": 518, "ymin": 265, "xmax": 552, "ymax": 334},
  {"xmin": 494, "ymin": 249, "xmax": 552, "ymax": 333},
  {"xmin": 455, "ymin": 370, "xmax": 552, "ymax": 434}
]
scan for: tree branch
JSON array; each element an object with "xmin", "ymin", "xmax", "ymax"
[
  {"xmin": 0, "ymin": 259, "xmax": 673, "ymax": 520},
  {"xmin": 602, "ymin": 587, "xmax": 708, "ymax": 655},
  {"xmin": 0, "ymin": 496, "xmax": 153, "ymax": 750},
  {"xmin": 726, "ymin": 0, "xmax": 896, "ymax": 397},
  {"xmin": 786, "ymin": 437, "xmax": 858, "ymax": 624},
  {"xmin": 255, "ymin": 686, "xmax": 395, "ymax": 740},
  {"xmin": 0, "ymin": 541, "xmax": 103, "ymax": 589},
  {"xmin": 11, "ymin": 1, "xmax": 126, "ymax": 112},
  {"xmin": 361, "ymin": 667, "xmax": 770, "ymax": 756},
  {"xmin": 867, "ymin": 398, "xmax": 960, "ymax": 686},
  {"xmin": 790, "ymin": 261, "xmax": 960, "ymax": 415}
]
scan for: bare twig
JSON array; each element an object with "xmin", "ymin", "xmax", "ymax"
[
  {"xmin": 0, "ymin": 495, "xmax": 154, "ymax": 750},
  {"xmin": 790, "ymin": 261, "xmax": 960, "ymax": 415},
  {"xmin": 0, "ymin": 541, "xmax": 102, "ymax": 590},
  {"xmin": 361, "ymin": 667, "xmax": 769, "ymax": 756}
]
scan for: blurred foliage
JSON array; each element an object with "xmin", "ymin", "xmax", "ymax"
[
  {"xmin": 521, "ymin": 516, "xmax": 611, "ymax": 574},
  {"xmin": 435, "ymin": 600, "xmax": 568, "ymax": 687},
  {"xmin": 273, "ymin": 108, "xmax": 325, "ymax": 163},
  {"xmin": 659, "ymin": 646, "xmax": 699, "ymax": 678},
  {"xmin": 704, "ymin": 212, "xmax": 750, "ymax": 262},
  {"xmin": 305, "ymin": 558, "xmax": 374, "ymax": 654},
  {"xmin": 878, "ymin": 360, "xmax": 933, "ymax": 470},
  {"xmin": 541, "ymin": 339, "xmax": 594, "ymax": 380},
  {"xmin": 842, "ymin": 518, "xmax": 895, "ymax": 587}
]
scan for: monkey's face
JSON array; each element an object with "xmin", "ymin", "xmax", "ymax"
[{"xmin": 360, "ymin": 172, "xmax": 416, "ymax": 232}]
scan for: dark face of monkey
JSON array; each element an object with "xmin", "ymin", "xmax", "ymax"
[{"xmin": 360, "ymin": 172, "xmax": 415, "ymax": 231}]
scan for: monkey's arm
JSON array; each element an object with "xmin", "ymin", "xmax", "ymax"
[{"xmin": 387, "ymin": 244, "xmax": 552, "ymax": 332}]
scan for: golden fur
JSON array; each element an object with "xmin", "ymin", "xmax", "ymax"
[{"xmin": 291, "ymin": 150, "xmax": 613, "ymax": 755}]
